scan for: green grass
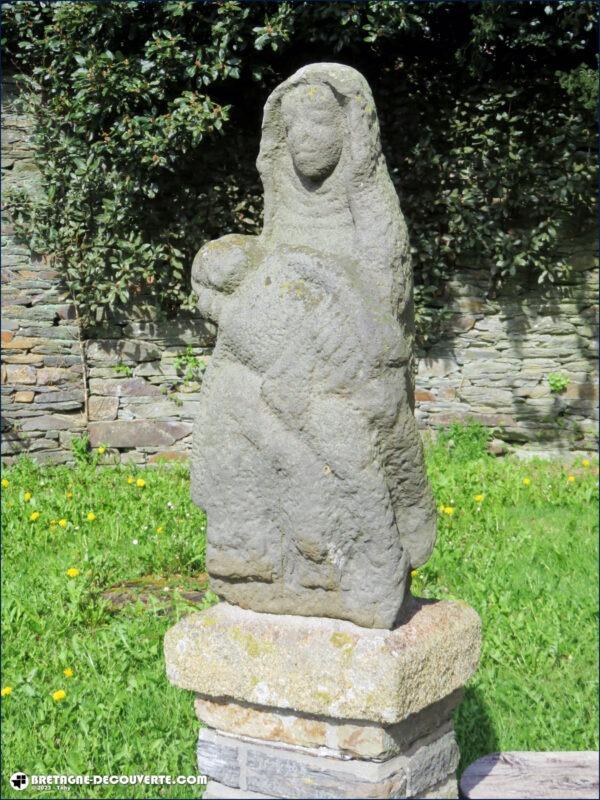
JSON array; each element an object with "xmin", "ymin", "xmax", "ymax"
[
  {"xmin": 1, "ymin": 461, "xmax": 208, "ymax": 799},
  {"xmin": 421, "ymin": 428, "xmax": 599, "ymax": 772},
  {"xmin": 1, "ymin": 433, "xmax": 598, "ymax": 798}
]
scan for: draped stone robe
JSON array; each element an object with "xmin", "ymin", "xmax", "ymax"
[{"xmin": 190, "ymin": 63, "xmax": 436, "ymax": 629}]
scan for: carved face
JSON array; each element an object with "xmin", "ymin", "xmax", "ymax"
[{"xmin": 281, "ymin": 84, "xmax": 343, "ymax": 183}]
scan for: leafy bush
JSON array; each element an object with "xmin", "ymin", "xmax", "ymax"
[{"xmin": 3, "ymin": 1, "xmax": 596, "ymax": 336}]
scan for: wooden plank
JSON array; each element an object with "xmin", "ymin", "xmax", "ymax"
[{"xmin": 460, "ymin": 751, "xmax": 599, "ymax": 799}]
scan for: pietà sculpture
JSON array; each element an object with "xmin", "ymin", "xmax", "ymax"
[{"xmin": 190, "ymin": 63, "xmax": 436, "ymax": 628}]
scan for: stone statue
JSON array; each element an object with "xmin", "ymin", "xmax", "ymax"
[{"xmin": 190, "ymin": 63, "xmax": 436, "ymax": 629}]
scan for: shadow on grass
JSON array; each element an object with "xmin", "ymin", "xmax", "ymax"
[{"xmin": 455, "ymin": 685, "xmax": 498, "ymax": 779}]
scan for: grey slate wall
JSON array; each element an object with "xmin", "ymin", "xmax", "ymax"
[
  {"xmin": 1, "ymin": 74, "xmax": 86, "ymax": 465},
  {"xmin": 414, "ymin": 239, "xmax": 598, "ymax": 453},
  {"xmin": 84, "ymin": 312, "xmax": 214, "ymax": 465},
  {"xmin": 2, "ymin": 76, "xmax": 598, "ymax": 464}
]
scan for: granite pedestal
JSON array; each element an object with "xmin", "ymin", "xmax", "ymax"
[{"xmin": 164, "ymin": 599, "xmax": 481, "ymax": 798}]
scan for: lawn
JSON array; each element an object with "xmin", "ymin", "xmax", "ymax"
[{"xmin": 1, "ymin": 428, "xmax": 598, "ymax": 798}]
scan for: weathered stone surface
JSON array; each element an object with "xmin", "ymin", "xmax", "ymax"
[
  {"xmin": 404, "ymin": 730, "xmax": 459, "ymax": 797},
  {"xmin": 86, "ymin": 338, "xmax": 161, "ymax": 364},
  {"xmin": 2, "ymin": 353, "xmax": 44, "ymax": 365},
  {"xmin": 122, "ymin": 318, "xmax": 216, "ymax": 345},
  {"xmin": 36, "ymin": 366, "xmax": 80, "ymax": 385},
  {"xmin": 197, "ymin": 728, "xmax": 407, "ymax": 799},
  {"xmin": 89, "ymin": 377, "xmax": 162, "ymax": 397},
  {"xmin": 18, "ymin": 324, "xmax": 78, "ymax": 340},
  {"xmin": 124, "ymin": 400, "xmax": 200, "ymax": 419},
  {"xmin": 32, "ymin": 449, "xmax": 73, "ymax": 465},
  {"xmin": 205, "ymin": 779, "xmax": 462, "ymax": 800},
  {"xmin": 196, "ymin": 698, "xmax": 330, "ymax": 754},
  {"xmin": 417, "ymin": 774, "xmax": 458, "ymax": 799},
  {"xmin": 194, "ymin": 691, "xmax": 463, "ymax": 761},
  {"xmin": 33, "ymin": 389, "xmax": 83, "ymax": 404},
  {"xmin": 14, "ymin": 390, "xmax": 34, "ymax": 403},
  {"xmin": 418, "ymin": 357, "xmax": 458, "ymax": 379},
  {"xmin": 415, "ymin": 389, "xmax": 436, "ymax": 402},
  {"xmin": 88, "ymin": 396, "xmax": 119, "ymax": 421},
  {"xmin": 89, "ymin": 368, "xmax": 121, "ymax": 379},
  {"xmin": 565, "ymin": 382, "xmax": 599, "ymax": 401},
  {"xmin": 20, "ymin": 413, "xmax": 84, "ymax": 432},
  {"xmin": 133, "ymin": 360, "xmax": 161, "ymax": 377},
  {"xmin": 89, "ymin": 419, "xmax": 192, "ymax": 447},
  {"xmin": 191, "ymin": 63, "xmax": 436, "ymax": 628},
  {"xmin": 165, "ymin": 599, "xmax": 481, "ymax": 724},
  {"xmin": 197, "ymin": 727, "xmax": 457, "ymax": 799},
  {"xmin": 5, "ymin": 364, "xmax": 36, "ymax": 384},
  {"xmin": 204, "ymin": 781, "xmax": 272, "ymax": 799},
  {"xmin": 204, "ymin": 778, "xmax": 460, "ymax": 800}
]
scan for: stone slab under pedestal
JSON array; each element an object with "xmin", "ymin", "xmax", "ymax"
[
  {"xmin": 197, "ymin": 726, "xmax": 459, "ymax": 799},
  {"xmin": 194, "ymin": 689, "xmax": 464, "ymax": 761},
  {"xmin": 203, "ymin": 774, "xmax": 459, "ymax": 800}
]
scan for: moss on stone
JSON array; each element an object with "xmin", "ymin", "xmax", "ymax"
[{"xmin": 330, "ymin": 632, "xmax": 354, "ymax": 649}]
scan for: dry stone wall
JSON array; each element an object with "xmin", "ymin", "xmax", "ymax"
[
  {"xmin": 1, "ymin": 75, "xmax": 86, "ymax": 465},
  {"xmin": 84, "ymin": 313, "xmax": 215, "ymax": 464},
  {"xmin": 2, "ymin": 76, "xmax": 598, "ymax": 465},
  {"xmin": 414, "ymin": 239, "xmax": 598, "ymax": 454}
]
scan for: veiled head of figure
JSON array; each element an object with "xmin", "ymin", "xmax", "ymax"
[{"xmin": 280, "ymin": 83, "xmax": 343, "ymax": 183}]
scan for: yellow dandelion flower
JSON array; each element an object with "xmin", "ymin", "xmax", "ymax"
[
  {"xmin": 567, "ymin": 475, "xmax": 575, "ymax": 483},
  {"xmin": 156, "ymin": 526, "xmax": 164, "ymax": 534},
  {"xmin": 66, "ymin": 491, "xmax": 73, "ymax": 499},
  {"xmin": 443, "ymin": 506, "xmax": 455, "ymax": 516},
  {"xmin": 30, "ymin": 511, "xmax": 40, "ymax": 522},
  {"xmin": 411, "ymin": 569, "xmax": 418, "ymax": 578},
  {"xmin": 63, "ymin": 668, "xmax": 74, "ymax": 678},
  {"xmin": 23, "ymin": 492, "xmax": 32, "ymax": 502},
  {"xmin": 522, "ymin": 477, "xmax": 531, "ymax": 486},
  {"xmin": 58, "ymin": 519, "xmax": 68, "ymax": 529},
  {"xmin": 582, "ymin": 459, "xmax": 590, "ymax": 468},
  {"xmin": 66, "ymin": 567, "xmax": 80, "ymax": 578},
  {"xmin": 1, "ymin": 686, "xmax": 13, "ymax": 697},
  {"xmin": 86, "ymin": 512, "xmax": 96, "ymax": 522},
  {"xmin": 136, "ymin": 478, "xmax": 146, "ymax": 488},
  {"xmin": 1, "ymin": 478, "xmax": 9, "ymax": 489},
  {"xmin": 474, "ymin": 494, "xmax": 485, "ymax": 503},
  {"xmin": 97, "ymin": 446, "xmax": 106, "ymax": 455},
  {"xmin": 127, "ymin": 476, "xmax": 135, "ymax": 485},
  {"xmin": 51, "ymin": 689, "xmax": 66, "ymax": 702}
]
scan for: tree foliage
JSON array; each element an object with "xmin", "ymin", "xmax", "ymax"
[{"xmin": 2, "ymin": 1, "xmax": 597, "ymax": 332}]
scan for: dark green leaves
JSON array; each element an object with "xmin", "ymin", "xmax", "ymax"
[{"xmin": 2, "ymin": 1, "xmax": 596, "ymax": 331}]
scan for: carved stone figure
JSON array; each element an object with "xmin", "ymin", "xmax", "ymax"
[{"xmin": 191, "ymin": 63, "xmax": 436, "ymax": 628}]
